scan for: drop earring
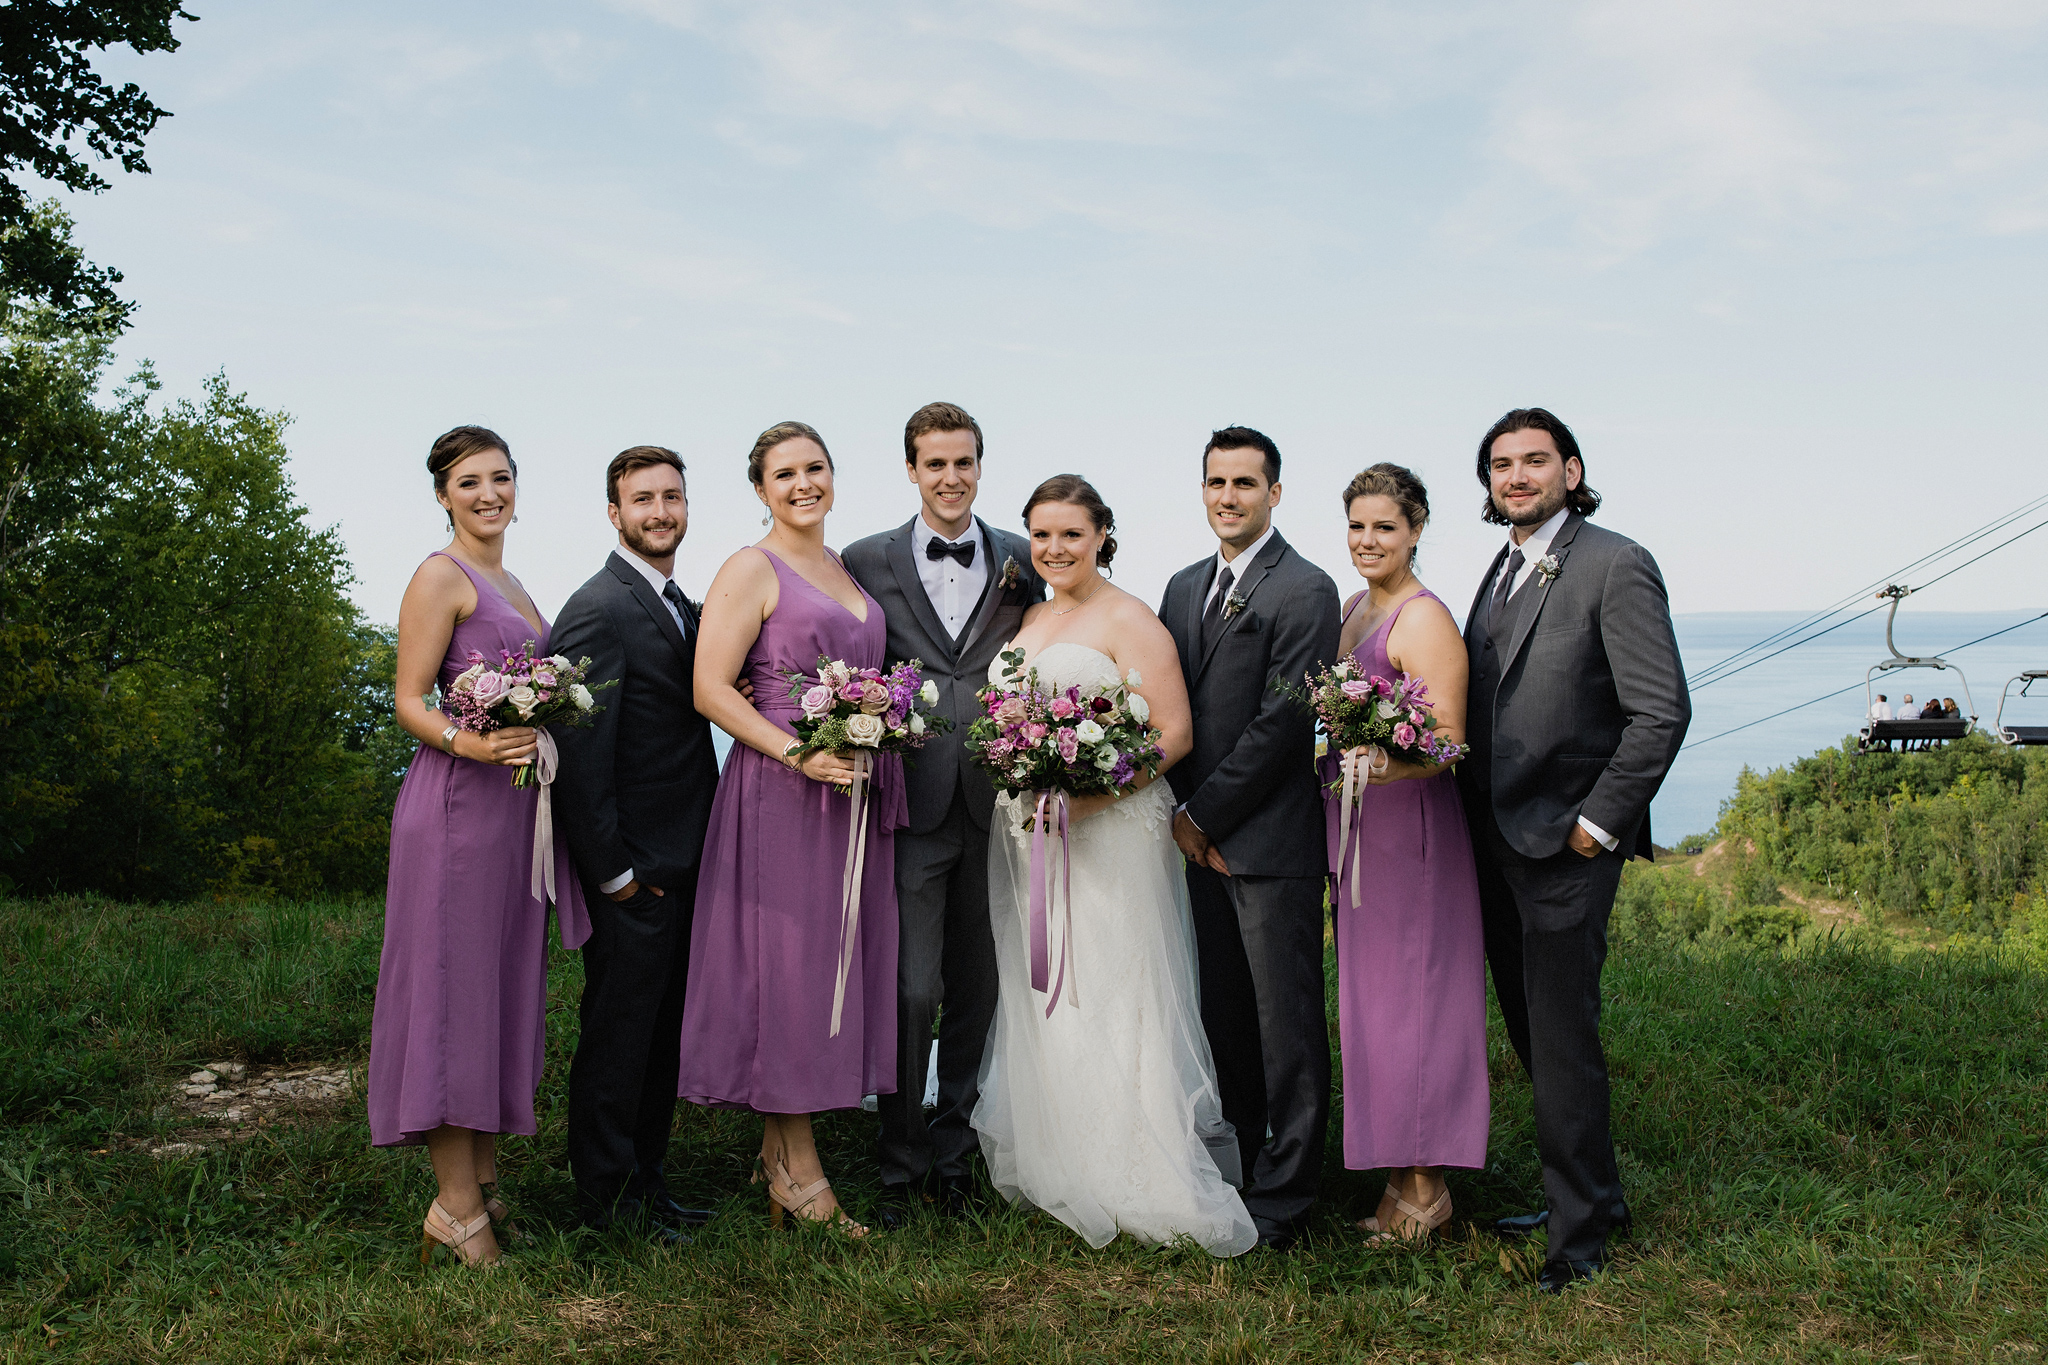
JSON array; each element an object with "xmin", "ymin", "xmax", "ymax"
[
  {"xmin": 512, "ymin": 514, "xmax": 520, "ymax": 524},
  {"xmin": 761, "ymin": 510, "xmax": 771, "ymax": 527}
]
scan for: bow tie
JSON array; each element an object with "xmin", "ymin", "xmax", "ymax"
[{"xmin": 926, "ymin": 536, "xmax": 975, "ymax": 568}]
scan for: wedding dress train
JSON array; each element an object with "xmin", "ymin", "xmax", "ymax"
[{"xmin": 972, "ymin": 642, "xmax": 1256, "ymax": 1257}]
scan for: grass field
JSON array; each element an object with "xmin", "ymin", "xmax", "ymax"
[{"xmin": 1, "ymin": 886, "xmax": 2044, "ymax": 1363}]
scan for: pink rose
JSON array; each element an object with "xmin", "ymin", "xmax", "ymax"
[
  {"xmin": 1392, "ymin": 722, "xmax": 1417, "ymax": 748},
  {"xmin": 533, "ymin": 667, "xmax": 559, "ymax": 688},
  {"xmin": 471, "ymin": 671, "xmax": 508, "ymax": 705},
  {"xmin": 1409, "ymin": 708, "xmax": 1427, "ymax": 728},
  {"xmin": 1057, "ymin": 729, "xmax": 1080, "ymax": 763},
  {"xmin": 859, "ymin": 680, "xmax": 891, "ymax": 715},
  {"xmin": 1024, "ymin": 723, "xmax": 1049, "ymax": 743},
  {"xmin": 1049, "ymin": 696, "xmax": 1078, "ymax": 720},
  {"xmin": 995, "ymin": 696, "xmax": 1029, "ymax": 725},
  {"xmin": 838, "ymin": 682, "xmax": 867, "ymax": 704},
  {"xmin": 801, "ymin": 684, "xmax": 834, "ymax": 719},
  {"xmin": 1340, "ymin": 679, "xmax": 1374, "ymax": 702}
]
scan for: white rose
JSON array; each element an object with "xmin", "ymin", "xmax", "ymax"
[
  {"xmin": 1127, "ymin": 692, "xmax": 1150, "ymax": 725},
  {"xmin": 1125, "ymin": 668, "xmax": 1142, "ymax": 688},
  {"xmin": 1093, "ymin": 745, "xmax": 1119, "ymax": 770},
  {"xmin": 1074, "ymin": 718, "xmax": 1106, "ymax": 744},
  {"xmin": 506, "ymin": 684, "xmax": 539, "ymax": 718},
  {"xmin": 1377, "ymin": 700, "xmax": 1400, "ymax": 720},
  {"xmin": 920, "ymin": 679, "xmax": 939, "ymax": 707},
  {"xmin": 547, "ymin": 655, "xmax": 571, "ymax": 670},
  {"xmin": 845, "ymin": 712, "xmax": 885, "ymax": 747},
  {"xmin": 450, "ymin": 662, "xmax": 484, "ymax": 694},
  {"xmin": 571, "ymin": 683, "xmax": 594, "ymax": 712},
  {"xmin": 909, "ymin": 712, "xmax": 926, "ymax": 735}
]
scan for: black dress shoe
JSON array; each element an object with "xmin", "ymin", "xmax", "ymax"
[
  {"xmin": 1537, "ymin": 1259, "xmax": 1602, "ymax": 1294},
  {"xmin": 644, "ymin": 1191, "xmax": 715, "ymax": 1229},
  {"xmin": 1255, "ymin": 1229, "xmax": 1299, "ymax": 1253},
  {"xmin": 937, "ymin": 1175, "xmax": 979, "ymax": 1219},
  {"xmin": 874, "ymin": 1182, "xmax": 922, "ymax": 1231},
  {"xmin": 1493, "ymin": 1209, "xmax": 1549, "ymax": 1238}
]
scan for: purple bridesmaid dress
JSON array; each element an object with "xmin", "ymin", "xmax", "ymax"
[
  {"xmin": 367, "ymin": 551, "xmax": 587, "ymax": 1148},
  {"xmin": 1321, "ymin": 588, "xmax": 1490, "ymax": 1172},
  {"xmin": 677, "ymin": 549, "xmax": 902, "ymax": 1114}
]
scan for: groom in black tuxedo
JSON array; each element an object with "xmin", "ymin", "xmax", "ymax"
[
  {"xmin": 1160, "ymin": 427, "xmax": 1340, "ymax": 1250},
  {"xmin": 1456, "ymin": 408, "xmax": 1689, "ymax": 1291},
  {"xmin": 842, "ymin": 402, "xmax": 1044, "ymax": 1224},
  {"xmin": 549, "ymin": 446, "xmax": 725, "ymax": 1237}
]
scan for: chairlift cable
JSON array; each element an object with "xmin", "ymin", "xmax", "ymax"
[
  {"xmin": 1688, "ymin": 491, "xmax": 2048, "ymax": 688},
  {"xmin": 1680, "ymin": 610, "xmax": 2048, "ymax": 751}
]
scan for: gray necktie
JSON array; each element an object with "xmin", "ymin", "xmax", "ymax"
[
  {"xmin": 1201, "ymin": 564, "xmax": 1235, "ymax": 653},
  {"xmin": 662, "ymin": 580, "xmax": 691, "ymax": 637},
  {"xmin": 1487, "ymin": 547, "xmax": 1525, "ymax": 633}
]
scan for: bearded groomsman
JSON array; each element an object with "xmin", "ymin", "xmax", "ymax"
[
  {"xmin": 549, "ymin": 447, "xmax": 726, "ymax": 1239},
  {"xmin": 1455, "ymin": 408, "xmax": 1689, "ymax": 1292},
  {"xmin": 842, "ymin": 402, "xmax": 1045, "ymax": 1225},
  {"xmin": 1160, "ymin": 427, "xmax": 1341, "ymax": 1251}
]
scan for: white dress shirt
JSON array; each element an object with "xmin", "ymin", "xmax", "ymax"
[
  {"xmin": 916, "ymin": 513, "xmax": 989, "ymax": 639},
  {"xmin": 1869, "ymin": 699, "xmax": 1894, "ymax": 721},
  {"xmin": 1492, "ymin": 506, "xmax": 1618, "ymax": 854},
  {"xmin": 599, "ymin": 548, "xmax": 688, "ymax": 895},
  {"xmin": 1204, "ymin": 524, "xmax": 1278, "ymax": 613}
]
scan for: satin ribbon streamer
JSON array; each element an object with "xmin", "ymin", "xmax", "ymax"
[
  {"xmin": 1027, "ymin": 790, "xmax": 1078, "ymax": 1017},
  {"xmin": 1334, "ymin": 746, "xmax": 1381, "ymax": 910},
  {"xmin": 529, "ymin": 729, "xmax": 560, "ymax": 907},
  {"xmin": 829, "ymin": 749, "xmax": 874, "ymax": 1038}
]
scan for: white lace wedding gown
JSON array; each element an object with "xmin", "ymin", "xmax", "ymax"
[{"xmin": 972, "ymin": 643, "xmax": 1257, "ymax": 1257}]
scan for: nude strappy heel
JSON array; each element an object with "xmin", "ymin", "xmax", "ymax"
[
  {"xmin": 1356, "ymin": 1182, "xmax": 1401, "ymax": 1234},
  {"xmin": 762, "ymin": 1157, "xmax": 867, "ymax": 1237},
  {"xmin": 480, "ymin": 1186, "xmax": 519, "ymax": 1243},
  {"xmin": 421, "ymin": 1200, "xmax": 498, "ymax": 1267},
  {"xmin": 1369, "ymin": 1185, "xmax": 1452, "ymax": 1245}
]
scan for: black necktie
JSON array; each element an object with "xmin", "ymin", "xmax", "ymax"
[
  {"xmin": 662, "ymin": 580, "xmax": 691, "ymax": 635},
  {"xmin": 1201, "ymin": 565, "xmax": 1235, "ymax": 652},
  {"xmin": 926, "ymin": 536, "xmax": 975, "ymax": 568},
  {"xmin": 1487, "ymin": 547, "xmax": 1525, "ymax": 632}
]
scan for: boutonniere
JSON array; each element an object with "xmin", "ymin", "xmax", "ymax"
[
  {"xmin": 1222, "ymin": 590, "xmax": 1250, "ymax": 621},
  {"xmin": 1000, "ymin": 555, "xmax": 1021, "ymax": 590},
  {"xmin": 1535, "ymin": 554, "xmax": 1562, "ymax": 585}
]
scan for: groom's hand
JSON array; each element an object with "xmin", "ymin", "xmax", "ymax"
[
  {"xmin": 1173, "ymin": 810, "xmax": 1232, "ymax": 877},
  {"xmin": 1566, "ymin": 825, "xmax": 1601, "ymax": 859},
  {"xmin": 607, "ymin": 879, "xmax": 666, "ymax": 902}
]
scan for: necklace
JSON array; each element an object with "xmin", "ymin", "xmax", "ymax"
[{"xmin": 1049, "ymin": 577, "xmax": 1107, "ymax": 616}]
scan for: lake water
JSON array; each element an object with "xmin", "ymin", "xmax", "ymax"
[
  {"xmin": 711, "ymin": 608, "xmax": 2048, "ymax": 847},
  {"xmin": 1654, "ymin": 610, "xmax": 2048, "ymax": 842}
]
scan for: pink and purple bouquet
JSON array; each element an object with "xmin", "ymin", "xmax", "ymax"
[
  {"xmin": 1277, "ymin": 657, "xmax": 1464, "ymax": 778},
  {"xmin": 442, "ymin": 641, "xmax": 615, "ymax": 787},
  {"xmin": 964, "ymin": 647, "xmax": 1166, "ymax": 821},
  {"xmin": 785, "ymin": 657, "xmax": 952, "ymax": 758}
]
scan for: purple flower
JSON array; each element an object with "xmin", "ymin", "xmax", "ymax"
[
  {"xmin": 885, "ymin": 707, "xmax": 906, "ymax": 730},
  {"xmin": 839, "ymin": 682, "xmax": 868, "ymax": 704},
  {"xmin": 1057, "ymin": 729, "xmax": 1080, "ymax": 763},
  {"xmin": 1110, "ymin": 755, "xmax": 1136, "ymax": 787},
  {"xmin": 1340, "ymin": 679, "xmax": 1374, "ymax": 702},
  {"xmin": 1091, "ymin": 696, "xmax": 1113, "ymax": 714}
]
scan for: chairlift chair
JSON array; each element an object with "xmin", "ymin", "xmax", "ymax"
[
  {"xmin": 1856, "ymin": 586, "xmax": 1976, "ymax": 754},
  {"xmin": 1994, "ymin": 670, "xmax": 2048, "ymax": 746}
]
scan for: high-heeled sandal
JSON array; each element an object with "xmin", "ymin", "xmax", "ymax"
[
  {"xmin": 479, "ymin": 1183, "xmax": 519, "ymax": 1243},
  {"xmin": 1355, "ymin": 1182, "xmax": 1401, "ymax": 1234},
  {"xmin": 421, "ymin": 1200, "xmax": 499, "ymax": 1267},
  {"xmin": 1368, "ymin": 1186, "xmax": 1452, "ymax": 1245},
  {"xmin": 762, "ymin": 1156, "xmax": 867, "ymax": 1237}
]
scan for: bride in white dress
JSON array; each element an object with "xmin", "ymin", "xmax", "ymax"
[{"xmin": 972, "ymin": 476, "xmax": 1256, "ymax": 1258}]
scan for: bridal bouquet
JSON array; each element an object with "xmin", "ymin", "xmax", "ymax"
[
  {"xmin": 443, "ymin": 642, "xmax": 615, "ymax": 788},
  {"xmin": 784, "ymin": 657, "xmax": 952, "ymax": 758},
  {"xmin": 1277, "ymin": 658, "xmax": 1464, "ymax": 777},
  {"xmin": 964, "ymin": 647, "xmax": 1166, "ymax": 811}
]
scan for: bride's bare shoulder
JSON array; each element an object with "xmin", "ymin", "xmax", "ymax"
[{"xmin": 1100, "ymin": 584, "xmax": 1171, "ymax": 641}]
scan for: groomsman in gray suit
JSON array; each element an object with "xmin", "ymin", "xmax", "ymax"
[
  {"xmin": 842, "ymin": 402, "xmax": 1045, "ymax": 1224},
  {"xmin": 1160, "ymin": 427, "xmax": 1341, "ymax": 1250},
  {"xmin": 1455, "ymin": 407, "xmax": 1689, "ymax": 1292}
]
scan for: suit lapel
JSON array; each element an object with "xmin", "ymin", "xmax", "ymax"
[
  {"xmin": 1467, "ymin": 543, "xmax": 1511, "ymax": 638},
  {"xmin": 1497, "ymin": 513, "xmax": 1583, "ymax": 676},
  {"xmin": 609, "ymin": 551, "xmax": 691, "ymax": 670},
  {"xmin": 1193, "ymin": 532, "xmax": 1289, "ymax": 684},
  {"xmin": 886, "ymin": 517, "xmax": 954, "ymax": 664},
  {"xmin": 956, "ymin": 518, "xmax": 1013, "ymax": 658}
]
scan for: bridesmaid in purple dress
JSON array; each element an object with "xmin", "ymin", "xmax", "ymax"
[
  {"xmin": 680, "ymin": 421, "xmax": 902, "ymax": 1235},
  {"xmin": 1321, "ymin": 463, "xmax": 1490, "ymax": 1244},
  {"xmin": 369, "ymin": 425, "xmax": 587, "ymax": 1269}
]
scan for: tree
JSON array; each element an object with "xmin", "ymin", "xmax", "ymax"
[{"xmin": 0, "ymin": 1, "xmax": 195, "ymax": 330}]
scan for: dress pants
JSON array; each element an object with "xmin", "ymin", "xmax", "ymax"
[
  {"xmin": 877, "ymin": 795, "xmax": 1000, "ymax": 1189},
  {"xmin": 1184, "ymin": 866, "xmax": 1331, "ymax": 1239},
  {"xmin": 568, "ymin": 865, "xmax": 697, "ymax": 1224},
  {"xmin": 1472, "ymin": 807, "xmax": 1629, "ymax": 1266}
]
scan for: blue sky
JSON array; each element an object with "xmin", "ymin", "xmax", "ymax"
[{"xmin": 53, "ymin": 0, "xmax": 2048, "ymax": 639}]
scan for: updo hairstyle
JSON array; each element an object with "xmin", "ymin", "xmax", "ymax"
[
  {"xmin": 428, "ymin": 426, "xmax": 514, "ymax": 529},
  {"xmin": 1342, "ymin": 462, "xmax": 1429, "ymax": 531},
  {"xmin": 1021, "ymin": 474, "xmax": 1118, "ymax": 570},
  {"xmin": 747, "ymin": 420, "xmax": 833, "ymax": 486}
]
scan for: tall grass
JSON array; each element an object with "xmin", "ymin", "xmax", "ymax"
[{"xmin": 1, "ymin": 892, "xmax": 2043, "ymax": 1362}]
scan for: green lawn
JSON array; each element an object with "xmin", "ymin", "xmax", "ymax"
[{"xmin": 1, "ymin": 891, "xmax": 2043, "ymax": 1363}]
